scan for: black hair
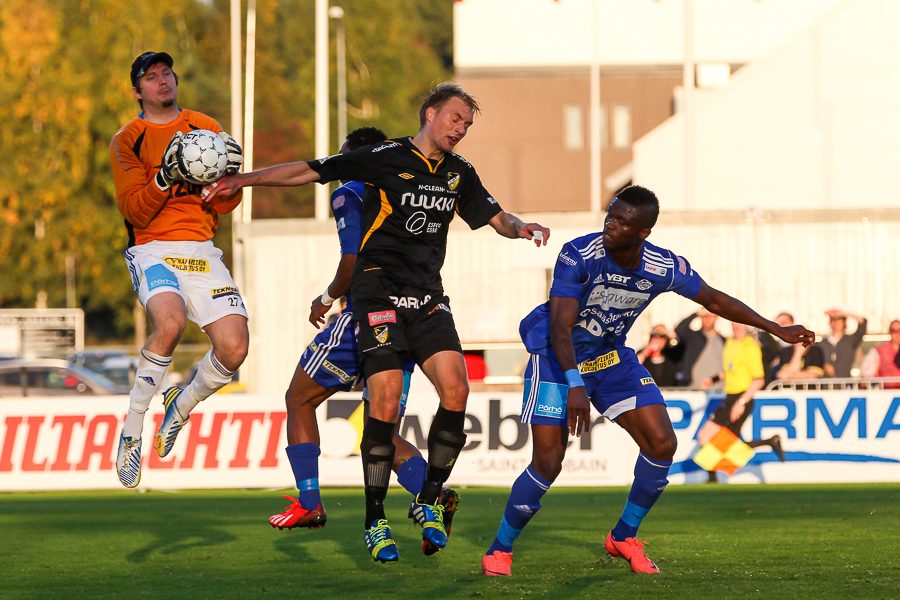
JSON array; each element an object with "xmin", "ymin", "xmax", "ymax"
[
  {"xmin": 613, "ymin": 185, "xmax": 660, "ymax": 229},
  {"xmin": 344, "ymin": 127, "xmax": 387, "ymax": 151},
  {"xmin": 417, "ymin": 82, "xmax": 480, "ymax": 129}
]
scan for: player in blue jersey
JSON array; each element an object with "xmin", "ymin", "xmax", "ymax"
[
  {"xmin": 269, "ymin": 128, "xmax": 459, "ymax": 551},
  {"xmin": 481, "ymin": 186, "xmax": 814, "ymax": 577}
]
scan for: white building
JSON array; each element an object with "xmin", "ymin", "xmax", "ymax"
[{"xmin": 239, "ymin": 0, "xmax": 900, "ymax": 393}]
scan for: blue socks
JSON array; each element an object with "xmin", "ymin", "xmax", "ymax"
[
  {"xmin": 611, "ymin": 451, "xmax": 671, "ymax": 541},
  {"xmin": 396, "ymin": 455, "xmax": 427, "ymax": 497},
  {"xmin": 487, "ymin": 465, "xmax": 551, "ymax": 554},
  {"xmin": 285, "ymin": 443, "xmax": 321, "ymax": 509}
]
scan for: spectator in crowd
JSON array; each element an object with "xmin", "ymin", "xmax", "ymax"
[
  {"xmin": 635, "ymin": 324, "xmax": 683, "ymax": 388},
  {"xmin": 860, "ymin": 319, "xmax": 900, "ymax": 389},
  {"xmin": 758, "ymin": 312, "xmax": 795, "ymax": 384},
  {"xmin": 674, "ymin": 308, "xmax": 725, "ymax": 388},
  {"xmin": 697, "ymin": 322, "xmax": 785, "ymax": 482},
  {"xmin": 776, "ymin": 337, "xmax": 825, "ymax": 381},
  {"xmin": 817, "ymin": 307, "xmax": 867, "ymax": 378}
]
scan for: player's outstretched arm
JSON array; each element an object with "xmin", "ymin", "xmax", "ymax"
[
  {"xmin": 693, "ymin": 281, "xmax": 815, "ymax": 347},
  {"xmin": 488, "ymin": 211, "xmax": 550, "ymax": 246},
  {"xmin": 549, "ymin": 296, "xmax": 591, "ymax": 437},
  {"xmin": 202, "ymin": 161, "xmax": 321, "ymax": 202}
]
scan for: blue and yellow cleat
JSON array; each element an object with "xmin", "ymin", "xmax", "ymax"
[
  {"xmin": 116, "ymin": 434, "xmax": 142, "ymax": 488},
  {"xmin": 408, "ymin": 494, "xmax": 447, "ymax": 552},
  {"xmin": 422, "ymin": 487, "xmax": 459, "ymax": 555},
  {"xmin": 154, "ymin": 387, "xmax": 190, "ymax": 458},
  {"xmin": 364, "ymin": 519, "xmax": 399, "ymax": 563}
]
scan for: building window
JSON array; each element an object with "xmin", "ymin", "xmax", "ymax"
[
  {"xmin": 563, "ymin": 104, "xmax": 585, "ymax": 151},
  {"xmin": 612, "ymin": 104, "xmax": 632, "ymax": 149}
]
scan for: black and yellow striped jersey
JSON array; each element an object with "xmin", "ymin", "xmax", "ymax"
[{"xmin": 308, "ymin": 136, "xmax": 502, "ymax": 291}]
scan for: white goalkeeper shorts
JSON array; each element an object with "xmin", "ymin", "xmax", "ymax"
[{"xmin": 124, "ymin": 240, "xmax": 248, "ymax": 329}]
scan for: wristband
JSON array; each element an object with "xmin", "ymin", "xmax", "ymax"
[
  {"xmin": 565, "ymin": 369, "xmax": 585, "ymax": 388},
  {"xmin": 711, "ymin": 374, "xmax": 721, "ymax": 384},
  {"xmin": 320, "ymin": 288, "xmax": 335, "ymax": 306}
]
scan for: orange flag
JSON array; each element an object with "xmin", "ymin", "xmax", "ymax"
[{"xmin": 693, "ymin": 427, "xmax": 755, "ymax": 476}]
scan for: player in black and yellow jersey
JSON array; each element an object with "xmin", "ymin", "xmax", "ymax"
[{"xmin": 205, "ymin": 83, "xmax": 550, "ymax": 562}]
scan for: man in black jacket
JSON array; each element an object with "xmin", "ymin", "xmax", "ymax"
[{"xmin": 674, "ymin": 308, "xmax": 725, "ymax": 387}]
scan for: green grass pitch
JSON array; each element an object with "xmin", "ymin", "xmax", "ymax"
[{"xmin": 1, "ymin": 483, "xmax": 897, "ymax": 600}]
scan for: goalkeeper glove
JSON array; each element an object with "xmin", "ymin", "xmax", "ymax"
[
  {"xmin": 218, "ymin": 131, "xmax": 244, "ymax": 175},
  {"xmin": 154, "ymin": 131, "xmax": 185, "ymax": 191}
]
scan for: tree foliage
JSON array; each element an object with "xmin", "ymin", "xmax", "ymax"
[{"xmin": 0, "ymin": 0, "xmax": 451, "ymax": 340}]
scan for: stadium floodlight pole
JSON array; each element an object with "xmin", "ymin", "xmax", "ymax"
[
  {"xmin": 230, "ymin": 0, "xmax": 244, "ymax": 295},
  {"xmin": 314, "ymin": 0, "xmax": 330, "ymax": 221},
  {"xmin": 329, "ymin": 6, "xmax": 347, "ymax": 153},
  {"xmin": 589, "ymin": 0, "xmax": 601, "ymax": 213},
  {"xmin": 683, "ymin": 0, "xmax": 696, "ymax": 211},
  {"xmin": 230, "ymin": 0, "xmax": 243, "ymax": 148},
  {"xmin": 242, "ymin": 0, "xmax": 257, "ymax": 225}
]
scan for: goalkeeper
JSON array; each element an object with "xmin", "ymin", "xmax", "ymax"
[{"xmin": 109, "ymin": 51, "xmax": 246, "ymax": 488}]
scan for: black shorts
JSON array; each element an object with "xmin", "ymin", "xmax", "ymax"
[
  {"xmin": 711, "ymin": 393, "xmax": 754, "ymax": 436},
  {"xmin": 351, "ymin": 275, "xmax": 462, "ymax": 377}
]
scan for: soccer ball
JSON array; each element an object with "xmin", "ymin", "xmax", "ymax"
[{"xmin": 177, "ymin": 129, "xmax": 229, "ymax": 184}]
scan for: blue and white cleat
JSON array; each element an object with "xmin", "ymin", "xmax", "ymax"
[
  {"xmin": 408, "ymin": 494, "xmax": 448, "ymax": 551},
  {"xmin": 116, "ymin": 434, "xmax": 142, "ymax": 488},
  {"xmin": 154, "ymin": 387, "xmax": 190, "ymax": 458},
  {"xmin": 364, "ymin": 519, "xmax": 399, "ymax": 563}
]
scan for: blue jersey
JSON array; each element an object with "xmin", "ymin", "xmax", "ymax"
[
  {"xmin": 331, "ymin": 180, "xmax": 365, "ymax": 311},
  {"xmin": 520, "ymin": 233, "xmax": 703, "ymax": 363}
]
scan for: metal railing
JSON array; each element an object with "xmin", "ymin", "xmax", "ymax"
[{"xmin": 765, "ymin": 377, "xmax": 900, "ymax": 391}]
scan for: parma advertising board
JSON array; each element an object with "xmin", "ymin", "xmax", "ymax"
[{"xmin": 0, "ymin": 384, "xmax": 898, "ymax": 490}]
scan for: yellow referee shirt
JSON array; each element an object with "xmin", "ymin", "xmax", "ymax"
[{"xmin": 723, "ymin": 336, "xmax": 765, "ymax": 395}]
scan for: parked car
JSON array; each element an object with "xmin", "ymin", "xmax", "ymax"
[
  {"xmin": 0, "ymin": 358, "xmax": 130, "ymax": 397},
  {"xmin": 70, "ymin": 350, "xmax": 139, "ymax": 388}
]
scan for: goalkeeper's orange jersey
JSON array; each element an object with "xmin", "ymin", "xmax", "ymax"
[{"xmin": 110, "ymin": 108, "xmax": 242, "ymax": 247}]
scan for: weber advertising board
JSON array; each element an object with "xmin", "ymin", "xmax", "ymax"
[{"xmin": 1, "ymin": 381, "xmax": 898, "ymax": 490}]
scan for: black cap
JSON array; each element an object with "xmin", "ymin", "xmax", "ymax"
[{"xmin": 130, "ymin": 51, "xmax": 174, "ymax": 87}]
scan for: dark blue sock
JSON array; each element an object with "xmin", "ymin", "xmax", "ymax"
[
  {"xmin": 285, "ymin": 443, "xmax": 321, "ymax": 509},
  {"xmin": 487, "ymin": 465, "xmax": 551, "ymax": 554},
  {"xmin": 396, "ymin": 455, "xmax": 427, "ymax": 497},
  {"xmin": 611, "ymin": 451, "xmax": 671, "ymax": 541}
]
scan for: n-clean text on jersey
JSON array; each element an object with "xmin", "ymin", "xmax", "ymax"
[{"xmin": 418, "ymin": 184, "xmax": 448, "ymax": 193}]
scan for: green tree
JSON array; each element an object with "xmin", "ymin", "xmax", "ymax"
[
  {"xmin": 0, "ymin": 0, "xmax": 233, "ymax": 337},
  {"xmin": 0, "ymin": 0, "xmax": 453, "ymax": 341},
  {"xmin": 247, "ymin": 0, "xmax": 452, "ymax": 218}
]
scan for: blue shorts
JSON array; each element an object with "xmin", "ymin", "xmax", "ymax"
[
  {"xmin": 521, "ymin": 348, "xmax": 664, "ymax": 426},
  {"xmin": 301, "ymin": 312, "xmax": 414, "ymax": 415}
]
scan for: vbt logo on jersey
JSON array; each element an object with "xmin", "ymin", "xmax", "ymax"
[
  {"xmin": 399, "ymin": 192, "xmax": 456, "ymax": 211},
  {"xmin": 607, "ymin": 273, "xmax": 630, "ymax": 284}
]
